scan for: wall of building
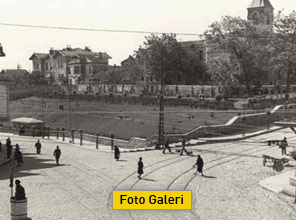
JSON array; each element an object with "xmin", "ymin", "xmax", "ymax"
[{"xmin": 0, "ymin": 82, "xmax": 9, "ymax": 120}]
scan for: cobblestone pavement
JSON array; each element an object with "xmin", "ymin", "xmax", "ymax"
[{"xmin": 0, "ymin": 130, "xmax": 296, "ymax": 220}]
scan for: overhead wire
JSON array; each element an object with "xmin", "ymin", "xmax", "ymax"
[{"xmin": 0, "ymin": 22, "xmax": 201, "ymax": 37}]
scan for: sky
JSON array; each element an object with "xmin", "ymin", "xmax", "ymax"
[{"xmin": 0, "ymin": 0, "xmax": 295, "ymax": 71}]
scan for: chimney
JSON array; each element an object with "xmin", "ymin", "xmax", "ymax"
[
  {"xmin": 66, "ymin": 45, "xmax": 72, "ymax": 51},
  {"xmin": 49, "ymin": 47, "xmax": 54, "ymax": 55}
]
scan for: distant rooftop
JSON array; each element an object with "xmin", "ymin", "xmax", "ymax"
[{"xmin": 248, "ymin": 0, "xmax": 273, "ymax": 9}]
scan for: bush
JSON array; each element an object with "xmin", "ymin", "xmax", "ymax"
[{"xmin": 215, "ymin": 93, "xmax": 223, "ymax": 102}]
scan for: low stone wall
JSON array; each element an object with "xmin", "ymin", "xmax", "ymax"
[
  {"xmin": 48, "ymin": 93, "xmax": 235, "ymax": 110},
  {"xmin": 77, "ymin": 84, "xmax": 219, "ymax": 97}
]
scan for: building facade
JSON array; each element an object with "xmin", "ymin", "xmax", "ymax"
[{"xmin": 30, "ymin": 46, "xmax": 111, "ymax": 85}]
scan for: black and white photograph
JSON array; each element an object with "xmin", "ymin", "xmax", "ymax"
[{"xmin": 1, "ymin": 0, "xmax": 296, "ymax": 219}]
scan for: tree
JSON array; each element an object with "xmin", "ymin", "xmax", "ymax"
[
  {"xmin": 134, "ymin": 33, "xmax": 207, "ymax": 85},
  {"xmin": 205, "ymin": 16, "xmax": 272, "ymax": 94},
  {"xmin": 208, "ymin": 58, "xmax": 241, "ymax": 96},
  {"xmin": 97, "ymin": 66, "xmax": 126, "ymax": 84},
  {"xmin": 273, "ymin": 11, "xmax": 296, "ymax": 91},
  {"xmin": 29, "ymin": 71, "xmax": 47, "ymax": 85}
]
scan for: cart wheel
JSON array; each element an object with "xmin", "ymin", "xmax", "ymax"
[{"xmin": 273, "ymin": 160, "xmax": 284, "ymax": 172}]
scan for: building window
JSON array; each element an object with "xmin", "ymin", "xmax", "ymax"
[
  {"xmin": 45, "ymin": 62, "xmax": 48, "ymax": 71},
  {"xmin": 199, "ymin": 50, "xmax": 203, "ymax": 60},
  {"xmin": 74, "ymin": 66, "xmax": 80, "ymax": 74},
  {"xmin": 36, "ymin": 63, "xmax": 39, "ymax": 70},
  {"xmin": 58, "ymin": 61, "xmax": 64, "ymax": 69}
]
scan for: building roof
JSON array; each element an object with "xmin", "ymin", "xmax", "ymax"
[
  {"xmin": 29, "ymin": 53, "xmax": 48, "ymax": 60},
  {"xmin": 31, "ymin": 47, "xmax": 112, "ymax": 61},
  {"xmin": 4, "ymin": 69, "xmax": 28, "ymax": 75},
  {"xmin": 68, "ymin": 53, "xmax": 112, "ymax": 65},
  {"xmin": 121, "ymin": 55, "xmax": 136, "ymax": 66},
  {"xmin": 11, "ymin": 117, "xmax": 43, "ymax": 124},
  {"xmin": 248, "ymin": 0, "xmax": 273, "ymax": 9}
]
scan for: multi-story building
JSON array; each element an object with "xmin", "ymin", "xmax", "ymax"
[
  {"xmin": 68, "ymin": 52, "xmax": 111, "ymax": 85},
  {"xmin": 30, "ymin": 46, "xmax": 111, "ymax": 85}
]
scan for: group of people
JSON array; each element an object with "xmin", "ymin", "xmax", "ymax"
[
  {"xmin": 35, "ymin": 139, "xmax": 62, "ymax": 165},
  {"xmin": 136, "ymin": 154, "xmax": 204, "ymax": 179},
  {"xmin": 3, "ymin": 137, "xmax": 24, "ymax": 167},
  {"xmin": 162, "ymin": 137, "xmax": 191, "ymax": 156},
  {"xmin": 136, "ymin": 137, "xmax": 205, "ymax": 179},
  {"xmin": 2, "ymin": 137, "xmax": 62, "ymax": 166}
]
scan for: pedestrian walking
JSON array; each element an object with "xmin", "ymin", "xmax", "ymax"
[
  {"xmin": 280, "ymin": 137, "xmax": 288, "ymax": 155},
  {"xmin": 180, "ymin": 137, "xmax": 189, "ymax": 156},
  {"xmin": 163, "ymin": 140, "xmax": 172, "ymax": 154},
  {"xmin": 53, "ymin": 146, "xmax": 62, "ymax": 165},
  {"xmin": 114, "ymin": 145, "xmax": 120, "ymax": 161},
  {"xmin": 193, "ymin": 155, "xmax": 204, "ymax": 176},
  {"xmin": 137, "ymin": 157, "xmax": 144, "ymax": 179},
  {"xmin": 6, "ymin": 137, "xmax": 12, "ymax": 159},
  {"xmin": 35, "ymin": 140, "xmax": 42, "ymax": 154},
  {"xmin": 14, "ymin": 144, "xmax": 23, "ymax": 167},
  {"xmin": 14, "ymin": 179, "xmax": 26, "ymax": 200}
]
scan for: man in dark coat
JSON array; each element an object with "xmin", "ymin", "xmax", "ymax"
[
  {"xmin": 138, "ymin": 157, "xmax": 144, "ymax": 179},
  {"xmin": 14, "ymin": 144, "xmax": 23, "ymax": 167},
  {"xmin": 53, "ymin": 146, "xmax": 62, "ymax": 165},
  {"xmin": 180, "ymin": 137, "xmax": 189, "ymax": 156},
  {"xmin": 14, "ymin": 179, "xmax": 26, "ymax": 200},
  {"xmin": 162, "ymin": 140, "xmax": 172, "ymax": 154},
  {"xmin": 6, "ymin": 137, "xmax": 12, "ymax": 159},
  {"xmin": 193, "ymin": 155, "xmax": 204, "ymax": 176},
  {"xmin": 114, "ymin": 145, "xmax": 120, "ymax": 161},
  {"xmin": 280, "ymin": 137, "xmax": 288, "ymax": 155},
  {"xmin": 35, "ymin": 140, "xmax": 42, "ymax": 154}
]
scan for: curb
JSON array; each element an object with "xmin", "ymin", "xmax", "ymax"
[
  {"xmin": 199, "ymin": 127, "xmax": 284, "ymax": 144},
  {"xmin": 120, "ymin": 127, "xmax": 285, "ymax": 153}
]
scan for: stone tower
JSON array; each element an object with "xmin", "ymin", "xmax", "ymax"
[{"xmin": 247, "ymin": 0, "xmax": 274, "ymax": 31}]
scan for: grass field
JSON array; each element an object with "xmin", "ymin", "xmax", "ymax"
[{"xmin": 9, "ymin": 96, "xmax": 237, "ymax": 140}]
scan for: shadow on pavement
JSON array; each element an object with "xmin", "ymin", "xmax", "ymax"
[
  {"xmin": 141, "ymin": 178, "xmax": 156, "ymax": 182},
  {"xmin": 0, "ymin": 153, "xmax": 66, "ymax": 181},
  {"xmin": 202, "ymin": 175, "xmax": 217, "ymax": 179}
]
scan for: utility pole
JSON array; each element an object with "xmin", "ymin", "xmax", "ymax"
[
  {"xmin": 157, "ymin": 42, "xmax": 165, "ymax": 149},
  {"xmin": 67, "ymin": 74, "xmax": 72, "ymax": 143},
  {"xmin": 41, "ymin": 92, "xmax": 44, "ymax": 138}
]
